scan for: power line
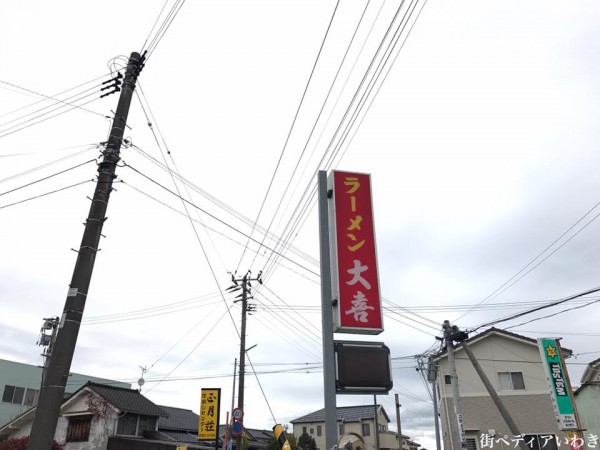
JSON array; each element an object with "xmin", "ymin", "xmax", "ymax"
[
  {"xmin": 504, "ymin": 297, "xmax": 600, "ymax": 331},
  {"xmin": 471, "ymin": 285, "xmax": 600, "ymax": 332},
  {"xmin": 0, "ymin": 179, "xmax": 94, "ymax": 210},
  {"xmin": 236, "ymin": 0, "xmax": 342, "ymax": 274},
  {"xmin": 121, "ymin": 163, "xmax": 320, "ymax": 277},
  {"xmin": 255, "ymin": 0, "xmax": 426, "ymax": 285},
  {"xmin": 0, "ymin": 159, "xmax": 97, "ymax": 197},
  {"xmin": 455, "ymin": 196, "xmax": 600, "ymax": 322}
]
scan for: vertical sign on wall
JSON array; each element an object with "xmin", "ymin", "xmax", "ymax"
[
  {"xmin": 537, "ymin": 338, "xmax": 577, "ymax": 430},
  {"xmin": 329, "ymin": 170, "xmax": 383, "ymax": 334},
  {"xmin": 198, "ymin": 388, "xmax": 221, "ymax": 440}
]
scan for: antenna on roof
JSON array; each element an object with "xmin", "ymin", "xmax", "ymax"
[{"xmin": 138, "ymin": 366, "xmax": 147, "ymax": 392}]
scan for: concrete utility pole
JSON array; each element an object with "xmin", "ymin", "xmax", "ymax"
[
  {"xmin": 228, "ymin": 271, "xmax": 262, "ymax": 450},
  {"xmin": 374, "ymin": 396, "xmax": 380, "ymax": 450},
  {"xmin": 428, "ymin": 357, "xmax": 442, "ymax": 450},
  {"xmin": 28, "ymin": 51, "xmax": 143, "ymax": 450},
  {"xmin": 443, "ymin": 320, "xmax": 468, "ymax": 450},
  {"xmin": 395, "ymin": 394, "xmax": 403, "ymax": 450}
]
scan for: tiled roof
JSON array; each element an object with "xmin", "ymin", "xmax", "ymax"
[
  {"xmin": 87, "ymin": 382, "xmax": 167, "ymax": 417},
  {"xmin": 291, "ymin": 405, "xmax": 389, "ymax": 424},
  {"xmin": 159, "ymin": 405, "xmax": 200, "ymax": 431},
  {"xmin": 146, "ymin": 429, "xmax": 202, "ymax": 444}
]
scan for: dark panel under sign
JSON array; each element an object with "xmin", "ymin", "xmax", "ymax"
[{"xmin": 334, "ymin": 341, "xmax": 393, "ymax": 394}]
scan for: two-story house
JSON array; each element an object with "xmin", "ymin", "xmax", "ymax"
[
  {"xmin": 291, "ymin": 404, "xmax": 419, "ymax": 450},
  {"xmin": 432, "ymin": 328, "xmax": 570, "ymax": 450}
]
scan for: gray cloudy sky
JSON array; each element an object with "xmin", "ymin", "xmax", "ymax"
[{"xmin": 2, "ymin": 1, "xmax": 600, "ymax": 449}]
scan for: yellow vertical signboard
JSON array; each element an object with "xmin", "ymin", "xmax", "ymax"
[{"xmin": 198, "ymin": 388, "xmax": 221, "ymax": 440}]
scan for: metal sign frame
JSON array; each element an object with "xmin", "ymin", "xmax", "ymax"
[{"xmin": 334, "ymin": 340, "xmax": 392, "ymax": 394}]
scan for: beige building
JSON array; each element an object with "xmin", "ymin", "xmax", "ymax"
[
  {"xmin": 432, "ymin": 328, "xmax": 570, "ymax": 450},
  {"xmin": 574, "ymin": 357, "xmax": 600, "ymax": 444},
  {"xmin": 290, "ymin": 405, "xmax": 420, "ymax": 450}
]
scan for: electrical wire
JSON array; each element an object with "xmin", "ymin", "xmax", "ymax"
[
  {"xmin": 246, "ymin": 353, "xmax": 277, "ymax": 424},
  {"xmin": 144, "ymin": 0, "xmax": 187, "ymax": 62},
  {"xmin": 136, "ymin": 82, "xmax": 229, "ymax": 273},
  {"xmin": 235, "ymin": 0, "xmax": 341, "ymax": 274},
  {"xmin": 471, "ymin": 285, "xmax": 600, "ymax": 332},
  {"xmin": 0, "ymin": 179, "xmax": 94, "ymax": 210},
  {"xmin": 256, "ymin": 0, "xmax": 426, "ymax": 285},
  {"xmin": 504, "ymin": 297, "xmax": 600, "ymax": 331},
  {"xmin": 0, "ymin": 73, "xmax": 116, "ymax": 120},
  {"xmin": 456, "ymin": 197, "xmax": 600, "ymax": 322},
  {"xmin": 0, "ymin": 159, "xmax": 97, "ymax": 197},
  {"xmin": 248, "ymin": 0, "xmax": 371, "ymax": 274},
  {"xmin": 144, "ymin": 304, "xmax": 234, "ymax": 394},
  {"xmin": 129, "ymin": 144, "xmax": 320, "ymax": 272},
  {"xmin": 121, "ymin": 163, "xmax": 320, "ymax": 277},
  {"xmin": 0, "ymin": 94, "xmax": 106, "ymax": 140}
]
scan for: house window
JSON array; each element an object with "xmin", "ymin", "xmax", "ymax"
[
  {"xmin": 498, "ymin": 372, "xmax": 525, "ymax": 390},
  {"xmin": 317, "ymin": 425, "xmax": 322, "ymax": 437},
  {"xmin": 117, "ymin": 413, "xmax": 157, "ymax": 437},
  {"xmin": 310, "ymin": 428, "xmax": 314, "ymax": 435},
  {"xmin": 24, "ymin": 388, "xmax": 39, "ymax": 406},
  {"xmin": 66, "ymin": 416, "xmax": 92, "ymax": 442},
  {"xmin": 2, "ymin": 385, "xmax": 15, "ymax": 403},
  {"xmin": 303, "ymin": 426, "xmax": 307, "ymax": 434},
  {"xmin": 362, "ymin": 423, "xmax": 370, "ymax": 436},
  {"xmin": 2, "ymin": 385, "xmax": 39, "ymax": 406},
  {"xmin": 466, "ymin": 438, "xmax": 478, "ymax": 450},
  {"xmin": 522, "ymin": 434, "xmax": 558, "ymax": 450},
  {"xmin": 444, "ymin": 375, "xmax": 452, "ymax": 385},
  {"xmin": 339, "ymin": 424, "xmax": 345, "ymax": 435}
]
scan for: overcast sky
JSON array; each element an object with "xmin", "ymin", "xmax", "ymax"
[{"xmin": 2, "ymin": 1, "xmax": 600, "ymax": 449}]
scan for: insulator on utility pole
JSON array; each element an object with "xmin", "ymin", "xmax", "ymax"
[{"xmin": 27, "ymin": 51, "xmax": 144, "ymax": 450}]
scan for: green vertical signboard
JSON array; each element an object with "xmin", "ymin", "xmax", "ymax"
[{"xmin": 537, "ymin": 338, "xmax": 576, "ymax": 430}]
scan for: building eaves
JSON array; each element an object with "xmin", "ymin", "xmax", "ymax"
[
  {"xmin": 291, "ymin": 405, "xmax": 389, "ymax": 424},
  {"xmin": 159, "ymin": 405, "xmax": 200, "ymax": 431},
  {"xmin": 87, "ymin": 382, "xmax": 167, "ymax": 417}
]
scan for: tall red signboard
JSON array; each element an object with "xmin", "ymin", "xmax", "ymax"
[{"xmin": 329, "ymin": 170, "xmax": 383, "ymax": 334}]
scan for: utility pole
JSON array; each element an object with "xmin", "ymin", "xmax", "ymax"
[
  {"xmin": 228, "ymin": 271, "xmax": 262, "ymax": 450},
  {"xmin": 27, "ymin": 51, "xmax": 144, "ymax": 450},
  {"xmin": 395, "ymin": 394, "xmax": 402, "ymax": 450},
  {"xmin": 443, "ymin": 320, "xmax": 468, "ymax": 450},
  {"xmin": 427, "ymin": 356, "xmax": 442, "ymax": 450},
  {"xmin": 374, "ymin": 396, "xmax": 380, "ymax": 450},
  {"xmin": 318, "ymin": 170, "xmax": 337, "ymax": 450}
]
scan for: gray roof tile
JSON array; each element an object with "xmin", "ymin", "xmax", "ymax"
[
  {"xmin": 87, "ymin": 382, "xmax": 167, "ymax": 417},
  {"xmin": 159, "ymin": 405, "xmax": 200, "ymax": 431},
  {"xmin": 291, "ymin": 405, "xmax": 389, "ymax": 424}
]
